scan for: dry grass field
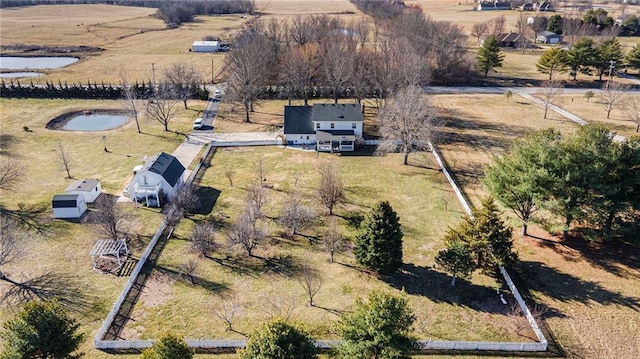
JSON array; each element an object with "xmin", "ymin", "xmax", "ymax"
[{"xmin": 122, "ymin": 146, "xmax": 535, "ymax": 345}]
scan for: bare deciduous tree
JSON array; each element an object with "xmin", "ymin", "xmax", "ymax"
[
  {"xmin": 320, "ymin": 40, "xmax": 354, "ymax": 103},
  {"xmin": 164, "ymin": 203, "xmax": 184, "ymax": 229},
  {"xmin": 539, "ymin": 79, "xmax": 564, "ymax": 119},
  {"xmin": 322, "ymin": 218, "xmax": 346, "ymax": 263},
  {"xmin": 376, "ymin": 85, "xmax": 438, "ymax": 165},
  {"xmin": 245, "ymin": 182, "xmax": 267, "ymax": 222},
  {"xmin": 56, "ymin": 143, "xmax": 72, "ymax": 179},
  {"xmin": 162, "ymin": 62, "xmax": 202, "ymax": 109},
  {"xmin": 515, "ymin": 13, "xmax": 532, "ymax": 53},
  {"xmin": 488, "ymin": 15, "xmax": 506, "ymax": 35},
  {"xmin": 171, "ymin": 183, "xmax": 200, "ymax": 217},
  {"xmin": 213, "ymin": 294, "xmax": 243, "ymax": 332},
  {"xmin": 190, "ymin": 221, "xmax": 217, "ymax": 257},
  {"xmin": 179, "ymin": 258, "xmax": 199, "ymax": 285},
  {"xmin": 0, "ymin": 214, "xmax": 26, "ymax": 280},
  {"xmin": 94, "ymin": 195, "xmax": 127, "ymax": 241},
  {"xmin": 227, "ymin": 207, "xmax": 266, "ymax": 257},
  {"xmin": 623, "ymin": 95, "xmax": 640, "ymax": 132},
  {"xmin": 225, "ymin": 170, "xmax": 235, "ymax": 187},
  {"xmin": 601, "ymin": 82, "xmax": 629, "ymax": 119},
  {"xmin": 299, "ymin": 264, "xmax": 322, "ymax": 307},
  {"xmin": 471, "ymin": 22, "xmax": 489, "ymax": 44},
  {"xmin": 121, "ymin": 73, "xmax": 142, "ymax": 133},
  {"xmin": 226, "ymin": 32, "xmax": 275, "ymax": 122},
  {"xmin": 279, "ymin": 192, "xmax": 315, "ymax": 236},
  {"xmin": 145, "ymin": 87, "xmax": 180, "ymax": 131},
  {"xmin": 0, "ymin": 157, "xmax": 24, "ymax": 191},
  {"xmin": 317, "ymin": 161, "xmax": 344, "ymax": 216}
]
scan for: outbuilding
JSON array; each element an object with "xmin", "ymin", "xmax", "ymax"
[
  {"xmin": 65, "ymin": 178, "xmax": 101, "ymax": 203},
  {"xmin": 52, "ymin": 194, "xmax": 87, "ymax": 219},
  {"xmin": 537, "ymin": 31, "xmax": 562, "ymax": 44},
  {"xmin": 192, "ymin": 40, "xmax": 220, "ymax": 53}
]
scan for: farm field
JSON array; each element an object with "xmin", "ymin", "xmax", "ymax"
[{"xmin": 122, "ymin": 146, "xmax": 535, "ymax": 344}]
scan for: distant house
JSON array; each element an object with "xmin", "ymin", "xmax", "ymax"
[
  {"xmin": 192, "ymin": 40, "xmax": 220, "ymax": 53},
  {"xmin": 65, "ymin": 178, "xmax": 101, "ymax": 203},
  {"xmin": 534, "ymin": 1, "xmax": 554, "ymax": 11},
  {"xmin": 125, "ymin": 152, "xmax": 186, "ymax": 207},
  {"xmin": 520, "ymin": 3, "xmax": 534, "ymax": 11},
  {"xmin": 490, "ymin": 33, "xmax": 525, "ymax": 48},
  {"xmin": 477, "ymin": 1, "xmax": 511, "ymax": 11},
  {"xmin": 283, "ymin": 103, "xmax": 364, "ymax": 152},
  {"xmin": 52, "ymin": 194, "xmax": 87, "ymax": 219},
  {"xmin": 537, "ymin": 31, "xmax": 562, "ymax": 44}
]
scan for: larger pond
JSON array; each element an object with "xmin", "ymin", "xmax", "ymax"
[
  {"xmin": 0, "ymin": 56, "xmax": 78, "ymax": 70},
  {"xmin": 64, "ymin": 114, "xmax": 128, "ymax": 131},
  {"xmin": 0, "ymin": 72, "xmax": 45, "ymax": 78}
]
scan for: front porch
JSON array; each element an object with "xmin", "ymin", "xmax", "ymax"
[{"xmin": 316, "ymin": 130, "xmax": 356, "ymax": 152}]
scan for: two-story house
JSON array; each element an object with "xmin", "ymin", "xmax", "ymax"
[{"xmin": 283, "ymin": 103, "xmax": 364, "ymax": 152}]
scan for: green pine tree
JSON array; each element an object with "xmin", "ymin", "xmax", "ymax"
[
  {"xmin": 536, "ymin": 47, "xmax": 569, "ymax": 80},
  {"xmin": 594, "ymin": 38, "xmax": 623, "ymax": 81},
  {"xmin": 476, "ymin": 35, "xmax": 505, "ymax": 78},
  {"xmin": 625, "ymin": 44, "xmax": 640, "ymax": 74},
  {"xmin": 140, "ymin": 333, "xmax": 193, "ymax": 359},
  {"xmin": 354, "ymin": 201, "xmax": 403, "ymax": 275},
  {"xmin": 336, "ymin": 291, "xmax": 416, "ymax": 359},
  {"xmin": 1, "ymin": 300, "xmax": 85, "ymax": 359},
  {"xmin": 435, "ymin": 240, "xmax": 474, "ymax": 287},
  {"xmin": 240, "ymin": 319, "xmax": 317, "ymax": 359},
  {"xmin": 564, "ymin": 38, "xmax": 597, "ymax": 80}
]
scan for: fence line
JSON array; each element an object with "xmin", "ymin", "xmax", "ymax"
[{"xmin": 95, "ymin": 140, "xmax": 547, "ymax": 352}]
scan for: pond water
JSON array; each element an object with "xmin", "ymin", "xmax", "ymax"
[
  {"xmin": 63, "ymin": 114, "xmax": 128, "ymax": 131},
  {"xmin": 0, "ymin": 72, "xmax": 44, "ymax": 78},
  {"xmin": 0, "ymin": 56, "xmax": 78, "ymax": 70}
]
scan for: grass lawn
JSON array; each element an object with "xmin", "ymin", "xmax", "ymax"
[
  {"xmin": 0, "ymin": 97, "xmax": 205, "ymax": 356},
  {"xmin": 122, "ymin": 146, "xmax": 535, "ymax": 344}
]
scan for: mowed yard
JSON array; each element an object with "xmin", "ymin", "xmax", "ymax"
[
  {"xmin": 431, "ymin": 94, "xmax": 640, "ymax": 359},
  {"xmin": 122, "ymin": 146, "xmax": 536, "ymax": 344},
  {"xmin": 0, "ymin": 97, "xmax": 205, "ymax": 356}
]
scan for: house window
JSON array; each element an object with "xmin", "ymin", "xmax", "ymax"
[
  {"xmin": 352, "ymin": 123, "xmax": 356, "ymax": 129},
  {"xmin": 330, "ymin": 123, "xmax": 335, "ymax": 129},
  {"xmin": 316, "ymin": 123, "xmax": 320, "ymax": 129},
  {"xmin": 306, "ymin": 136, "xmax": 309, "ymax": 140}
]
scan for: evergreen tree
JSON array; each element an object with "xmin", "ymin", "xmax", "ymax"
[
  {"xmin": 536, "ymin": 47, "xmax": 569, "ymax": 80},
  {"xmin": 354, "ymin": 201, "xmax": 403, "ymax": 275},
  {"xmin": 546, "ymin": 14, "xmax": 563, "ymax": 34},
  {"xmin": 435, "ymin": 240, "xmax": 474, "ymax": 287},
  {"xmin": 240, "ymin": 319, "xmax": 317, "ymax": 359},
  {"xmin": 1, "ymin": 300, "xmax": 84, "ymax": 359},
  {"xmin": 625, "ymin": 44, "xmax": 640, "ymax": 74},
  {"xmin": 564, "ymin": 38, "xmax": 597, "ymax": 80},
  {"xmin": 336, "ymin": 291, "xmax": 416, "ymax": 359},
  {"xmin": 594, "ymin": 38, "xmax": 623, "ymax": 81},
  {"xmin": 141, "ymin": 333, "xmax": 193, "ymax": 359},
  {"xmin": 476, "ymin": 35, "xmax": 504, "ymax": 78}
]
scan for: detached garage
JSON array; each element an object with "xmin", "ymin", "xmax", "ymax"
[
  {"xmin": 192, "ymin": 40, "xmax": 220, "ymax": 53},
  {"xmin": 52, "ymin": 194, "xmax": 87, "ymax": 219}
]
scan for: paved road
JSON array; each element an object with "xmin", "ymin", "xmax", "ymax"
[{"xmin": 194, "ymin": 84, "xmax": 226, "ymax": 132}]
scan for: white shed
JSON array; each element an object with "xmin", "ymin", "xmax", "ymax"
[
  {"xmin": 192, "ymin": 40, "xmax": 220, "ymax": 53},
  {"xmin": 65, "ymin": 178, "xmax": 101, "ymax": 203},
  {"xmin": 52, "ymin": 194, "xmax": 87, "ymax": 219}
]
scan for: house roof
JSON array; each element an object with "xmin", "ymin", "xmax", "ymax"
[
  {"xmin": 65, "ymin": 178, "xmax": 99, "ymax": 192},
  {"xmin": 496, "ymin": 32, "xmax": 522, "ymax": 43},
  {"xmin": 142, "ymin": 152, "xmax": 185, "ymax": 187},
  {"xmin": 316, "ymin": 130, "xmax": 356, "ymax": 141},
  {"xmin": 283, "ymin": 106, "xmax": 314, "ymax": 134},
  {"xmin": 52, "ymin": 194, "xmax": 81, "ymax": 208},
  {"xmin": 311, "ymin": 103, "xmax": 363, "ymax": 123},
  {"xmin": 538, "ymin": 31, "xmax": 560, "ymax": 37},
  {"xmin": 193, "ymin": 40, "xmax": 219, "ymax": 47}
]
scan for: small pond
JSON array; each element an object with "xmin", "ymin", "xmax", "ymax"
[
  {"xmin": 0, "ymin": 56, "xmax": 78, "ymax": 70},
  {"xmin": 63, "ymin": 114, "xmax": 128, "ymax": 131},
  {"xmin": 0, "ymin": 72, "xmax": 45, "ymax": 78}
]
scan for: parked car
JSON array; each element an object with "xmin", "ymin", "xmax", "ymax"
[
  {"xmin": 193, "ymin": 118, "xmax": 204, "ymax": 130},
  {"xmin": 212, "ymin": 90, "xmax": 222, "ymax": 101}
]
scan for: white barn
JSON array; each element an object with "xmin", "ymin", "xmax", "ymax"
[
  {"xmin": 192, "ymin": 40, "xmax": 220, "ymax": 53},
  {"xmin": 125, "ymin": 152, "xmax": 186, "ymax": 207},
  {"xmin": 283, "ymin": 103, "xmax": 364, "ymax": 152},
  {"xmin": 65, "ymin": 178, "xmax": 101, "ymax": 203},
  {"xmin": 52, "ymin": 194, "xmax": 87, "ymax": 219}
]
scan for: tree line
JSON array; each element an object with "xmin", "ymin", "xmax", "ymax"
[
  {"xmin": 484, "ymin": 124, "xmax": 640, "ymax": 241},
  {"xmin": 225, "ymin": 6, "xmax": 475, "ymax": 122},
  {"xmin": 537, "ymin": 39, "xmax": 640, "ymax": 81}
]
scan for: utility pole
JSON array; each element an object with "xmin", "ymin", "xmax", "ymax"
[
  {"xmin": 607, "ymin": 60, "xmax": 615, "ymax": 90},
  {"xmin": 151, "ymin": 62, "xmax": 156, "ymax": 86},
  {"xmin": 211, "ymin": 57, "xmax": 214, "ymax": 84}
]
